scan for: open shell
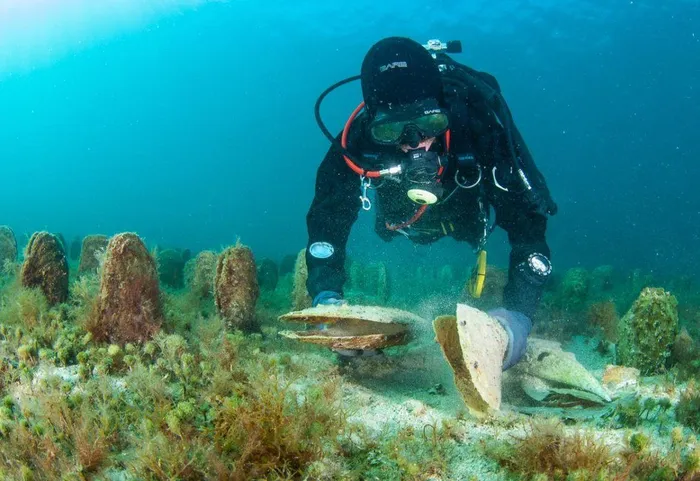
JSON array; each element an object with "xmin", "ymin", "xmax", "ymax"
[
  {"xmin": 512, "ymin": 338, "xmax": 611, "ymax": 404},
  {"xmin": 433, "ymin": 304, "xmax": 508, "ymax": 415},
  {"xmin": 279, "ymin": 305, "xmax": 424, "ymax": 350}
]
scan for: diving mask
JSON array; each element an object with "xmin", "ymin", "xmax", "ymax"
[{"xmin": 369, "ymin": 100, "xmax": 449, "ymax": 145}]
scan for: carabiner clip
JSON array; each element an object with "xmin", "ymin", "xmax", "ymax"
[{"xmin": 359, "ymin": 176, "xmax": 372, "ymax": 211}]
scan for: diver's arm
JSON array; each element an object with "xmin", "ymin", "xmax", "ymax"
[
  {"xmin": 497, "ymin": 208, "xmax": 551, "ymax": 319},
  {"xmin": 488, "ymin": 107, "xmax": 554, "ymax": 318},
  {"xmin": 305, "ymin": 145, "xmax": 362, "ymax": 302}
]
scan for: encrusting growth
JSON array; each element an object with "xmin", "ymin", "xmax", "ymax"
[
  {"xmin": 617, "ymin": 287, "xmax": 679, "ymax": 375},
  {"xmin": 185, "ymin": 250, "xmax": 218, "ymax": 299},
  {"xmin": 94, "ymin": 233, "xmax": 162, "ymax": 344},
  {"xmin": 214, "ymin": 243, "xmax": 260, "ymax": 331},
  {"xmin": 20, "ymin": 231, "xmax": 69, "ymax": 306},
  {"xmin": 291, "ymin": 248, "xmax": 312, "ymax": 310}
]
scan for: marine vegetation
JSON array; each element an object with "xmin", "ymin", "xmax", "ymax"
[
  {"xmin": 483, "ymin": 417, "xmax": 700, "ymax": 481},
  {"xmin": 0, "ymin": 243, "xmax": 459, "ymax": 481},
  {"xmin": 587, "ymin": 301, "xmax": 619, "ymax": 343},
  {"xmin": 2, "ymin": 230, "xmax": 700, "ymax": 480},
  {"xmin": 676, "ymin": 380, "xmax": 700, "ymax": 432}
]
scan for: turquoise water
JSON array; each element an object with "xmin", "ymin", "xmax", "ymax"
[{"xmin": 0, "ymin": 0, "xmax": 698, "ymax": 279}]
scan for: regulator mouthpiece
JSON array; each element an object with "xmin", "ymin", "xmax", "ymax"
[{"xmin": 407, "ymin": 186, "xmax": 441, "ymax": 205}]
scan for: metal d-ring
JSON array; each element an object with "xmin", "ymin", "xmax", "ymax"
[{"xmin": 455, "ymin": 166, "xmax": 482, "ymax": 189}]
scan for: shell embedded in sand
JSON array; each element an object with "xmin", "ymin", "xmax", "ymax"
[
  {"xmin": 279, "ymin": 304, "xmax": 424, "ymax": 350},
  {"xmin": 214, "ymin": 245, "xmax": 260, "ymax": 331},
  {"xmin": 77, "ymin": 234, "xmax": 108, "ymax": 276},
  {"xmin": 20, "ymin": 231, "xmax": 69, "ymax": 306},
  {"xmin": 96, "ymin": 233, "xmax": 162, "ymax": 344}
]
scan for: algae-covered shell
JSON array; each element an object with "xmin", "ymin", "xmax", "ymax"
[
  {"xmin": 0, "ymin": 226, "xmax": 17, "ymax": 266},
  {"xmin": 616, "ymin": 287, "xmax": 679, "ymax": 375},
  {"xmin": 20, "ymin": 231, "xmax": 69, "ymax": 305},
  {"xmin": 214, "ymin": 244, "xmax": 259, "ymax": 331},
  {"xmin": 156, "ymin": 248, "xmax": 191, "ymax": 289},
  {"xmin": 185, "ymin": 250, "xmax": 218, "ymax": 299},
  {"xmin": 96, "ymin": 233, "xmax": 162, "ymax": 344},
  {"xmin": 291, "ymin": 248, "xmax": 312, "ymax": 310},
  {"xmin": 77, "ymin": 234, "xmax": 109, "ymax": 275},
  {"xmin": 279, "ymin": 304, "xmax": 424, "ymax": 351}
]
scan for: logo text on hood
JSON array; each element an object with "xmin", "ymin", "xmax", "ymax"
[{"xmin": 379, "ymin": 61, "xmax": 408, "ymax": 73}]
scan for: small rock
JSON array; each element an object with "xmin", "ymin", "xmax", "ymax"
[{"xmin": 602, "ymin": 364, "xmax": 640, "ymax": 398}]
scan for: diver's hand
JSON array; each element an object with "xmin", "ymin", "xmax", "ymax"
[
  {"xmin": 487, "ymin": 308, "xmax": 532, "ymax": 370},
  {"xmin": 312, "ymin": 290, "xmax": 347, "ymax": 307}
]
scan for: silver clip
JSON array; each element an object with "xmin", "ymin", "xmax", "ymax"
[
  {"xmin": 492, "ymin": 166, "xmax": 509, "ymax": 192},
  {"xmin": 359, "ymin": 176, "xmax": 372, "ymax": 211}
]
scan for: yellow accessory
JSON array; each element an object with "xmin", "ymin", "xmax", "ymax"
[{"xmin": 468, "ymin": 250, "xmax": 487, "ymax": 298}]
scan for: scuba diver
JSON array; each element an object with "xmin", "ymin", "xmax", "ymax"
[{"xmin": 307, "ymin": 37, "xmax": 557, "ymax": 368}]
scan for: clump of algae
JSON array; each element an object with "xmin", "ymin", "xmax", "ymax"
[{"xmin": 483, "ymin": 417, "xmax": 700, "ymax": 481}]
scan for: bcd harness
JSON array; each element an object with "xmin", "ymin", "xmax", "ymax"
[{"xmin": 351, "ymin": 55, "xmax": 556, "ymax": 251}]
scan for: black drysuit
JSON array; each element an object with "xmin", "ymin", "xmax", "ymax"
[{"xmin": 305, "ymin": 67, "xmax": 556, "ymax": 319}]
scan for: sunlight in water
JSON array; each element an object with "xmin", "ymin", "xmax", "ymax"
[{"xmin": 0, "ymin": 0, "xmax": 222, "ymax": 78}]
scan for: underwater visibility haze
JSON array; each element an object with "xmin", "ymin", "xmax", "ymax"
[
  {"xmin": 0, "ymin": 1, "xmax": 699, "ymax": 480},
  {"xmin": 0, "ymin": 0, "xmax": 698, "ymax": 277}
]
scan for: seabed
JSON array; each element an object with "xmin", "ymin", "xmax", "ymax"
[{"xmin": 0, "ymin": 233, "xmax": 699, "ymax": 481}]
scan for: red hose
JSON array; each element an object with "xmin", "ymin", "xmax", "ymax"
[
  {"xmin": 341, "ymin": 102, "xmax": 452, "ymax": 180},
  {"xmin": 385, "ymin": 205, "xmax": 428, "ymax": 231},
  {"xmin": 342, "ymin": 102, "xmax": 381, "ymax": 178}
]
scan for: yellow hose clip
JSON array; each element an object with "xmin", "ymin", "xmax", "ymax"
[{"xmin": 468, "ymin": 250, "xmax": 487, "ymax": 298}]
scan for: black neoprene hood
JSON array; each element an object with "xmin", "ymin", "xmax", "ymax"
[{"xmin": 360, "ymin": 37, "xmax": 444, "ymax": 117}]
